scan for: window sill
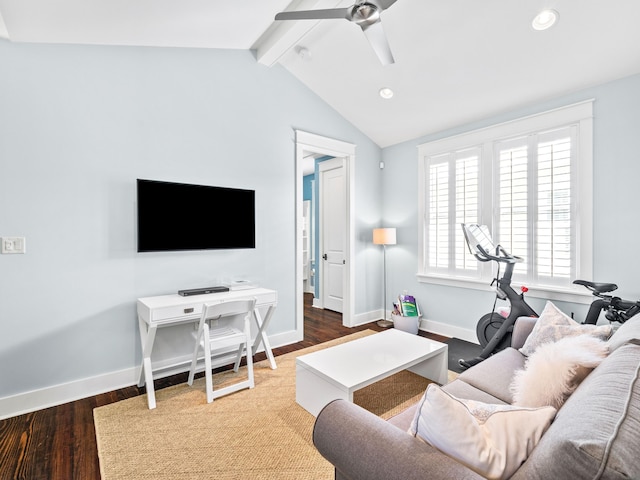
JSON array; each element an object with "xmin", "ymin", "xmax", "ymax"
[{"xmin": 416, "ymin": 273, "xmax": 593, "ymax": 305}]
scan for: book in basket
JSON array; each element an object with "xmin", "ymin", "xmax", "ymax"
[{"xmin": 399, "ymin": 294, "xmax": 419, "ymax": 316}]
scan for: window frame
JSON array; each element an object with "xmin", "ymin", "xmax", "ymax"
[{"xmin": 417, "ymin": 100, "xmax": 594, "ymax": 304}]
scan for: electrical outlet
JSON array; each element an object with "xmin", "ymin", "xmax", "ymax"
[{"xmin": 1, "ymin": 237, "xmax": 26, "ymax": 254}]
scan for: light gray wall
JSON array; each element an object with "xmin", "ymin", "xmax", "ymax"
[
  {"xmin": 3, "ymin": 36, "xmax": 636, "ymax": 404},
  {"xmin": 0, "ymin": 40, "xmax": 383, "ymax": 399},
  {"xmin": 381, "ymin": 73, "xmax": 640, "ymax": 331}
]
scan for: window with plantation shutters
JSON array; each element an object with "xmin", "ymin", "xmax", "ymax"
[{"xmin": 418, "ymin": 101, "xmax": 593, "ymax": 297}]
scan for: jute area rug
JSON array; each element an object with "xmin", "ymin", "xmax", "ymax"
[{"xmin": 94, "ymin": 330, "xmax": 455, "ymax": 480}]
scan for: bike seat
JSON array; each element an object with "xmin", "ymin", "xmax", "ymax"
[{"xmin": 573, "ymin": 279, "xmax": 618, "ymax": 294}]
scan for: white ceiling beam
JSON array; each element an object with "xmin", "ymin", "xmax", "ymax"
[
  {"xmin": 0, "ymin": 8, "xmax": 10, "ymax": 40},
  {"xmin": 253, "ymin": 0, "xmax": 351, "ymax": 67}
]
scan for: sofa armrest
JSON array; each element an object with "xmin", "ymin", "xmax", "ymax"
[
  {"xmin": 510, "ymin": 316, "xmax": 537, "ymax": 350},
  {"xmin": 313, "ymin": 399, "xmax": 484, "ymax": 480}
]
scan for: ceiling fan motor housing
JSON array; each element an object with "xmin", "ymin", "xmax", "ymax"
[{"xmin": 350, "ymin": 3, "xmax": 381, "ymax": 27}]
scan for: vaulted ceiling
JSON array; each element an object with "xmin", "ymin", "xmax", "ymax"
[{"xmin": 2, "ymin": 0, "xmax": 640, "ymax": 147}]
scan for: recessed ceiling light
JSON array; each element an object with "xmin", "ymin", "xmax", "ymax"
[
  {"xmin": 379, "ymin": 87, "xmax": 394, "ymax": 99},
  {"xmin": 532, "ymin": 9, "xmax": 559, "ymax": 31}
]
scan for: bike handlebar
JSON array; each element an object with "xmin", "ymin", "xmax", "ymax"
[
  {"xmin": 473, "ymin": 244, "xmax": 523, "ymax": 264},
  {"xmin": 607, "ymin": 298, "xmax": 640, "ymax": 322}
]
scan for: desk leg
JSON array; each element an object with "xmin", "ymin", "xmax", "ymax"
[
  {"xmin": 252, "ymin": 306, "xmax": 277, "ymax": 370},
  {"xmin": 138, "ymin": 317, "xmax": 158, "ymax": 409}
]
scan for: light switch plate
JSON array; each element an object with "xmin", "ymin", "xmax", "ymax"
[{"xmin": 1, "ymin": 237, "xmax": 26, "ymax": 254}]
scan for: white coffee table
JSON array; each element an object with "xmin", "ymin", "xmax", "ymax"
[{"xmin": 296, "ymin": 329, "xmax": 448, "ymax": 416}]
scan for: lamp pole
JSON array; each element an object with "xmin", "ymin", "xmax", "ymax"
[
  {"xmin": 383, "ymin": 242, "xmax": 388, "ymax": 318},
  {"xmin": 373, "ymin": 227, "xmax": 396, "ymax": 328}
]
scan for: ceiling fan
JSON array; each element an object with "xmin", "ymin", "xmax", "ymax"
[{"xmin": 275, "ymin": 0, "xmax": 399, "ymax": 65}]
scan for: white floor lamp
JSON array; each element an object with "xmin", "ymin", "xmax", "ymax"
[{"xmin": 373, "ymin": 227, "xmax": 396, "ymax": 328}]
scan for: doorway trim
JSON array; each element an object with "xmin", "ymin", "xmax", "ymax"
[{"xmin": 295, "ymin": 130, "xmax": 356, "ymax": 335}]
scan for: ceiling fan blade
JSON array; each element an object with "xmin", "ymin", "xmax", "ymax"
[
  {"xmin": 275, "ymin": 8, "xmax": 350, "ymax": 21},
  {"xmin": 362, "ymin": 21, "xmax": 395, "ymax": 65}
]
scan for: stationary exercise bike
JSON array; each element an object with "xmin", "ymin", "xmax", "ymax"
[
  {"xmin": 459, "ymin": 224, "xmax": 537, "ymax": 369},
  {"xmin": 459, "ymin": 223, "xmax": 640, "ymax": 370}
]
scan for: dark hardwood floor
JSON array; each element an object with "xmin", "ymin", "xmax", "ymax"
[{"xmin": 0, "ymin": 293, "xmax": 447, "ymax": 480}]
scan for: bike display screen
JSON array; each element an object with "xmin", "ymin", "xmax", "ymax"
[{"xmin": 462, "ymin": 224, "xmax": 497, "ymax": 257}]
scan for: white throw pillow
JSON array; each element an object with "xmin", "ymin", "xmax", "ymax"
[
  {"xmin": 519, "ymin": 301, "xmax": 612, "ymax": 356},
  {"xmin": 408, "ymin": 384, "xmax": 556, "ymax": 480},
  {"xmin": 511, "ymin": 334, "xmax": 609, "ymax": 409}
]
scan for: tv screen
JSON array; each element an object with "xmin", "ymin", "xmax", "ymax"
[{"xmin": 136, "ymin": 179, "xmax": 255, "ymax": 252}]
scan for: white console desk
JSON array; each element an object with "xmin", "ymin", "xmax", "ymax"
[{"xmin": 137, "ymin": 287, "xmax": 278, "ymax": 409}]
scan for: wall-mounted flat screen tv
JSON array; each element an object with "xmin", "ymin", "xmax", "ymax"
[{"xmin": 137, "ymin": 179, "xmax": 255, "ymax": 252}]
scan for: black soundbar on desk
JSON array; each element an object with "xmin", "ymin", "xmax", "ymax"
[{"xmin": 178, "ymin": 286, "xmax": 230, "ymax": 296}]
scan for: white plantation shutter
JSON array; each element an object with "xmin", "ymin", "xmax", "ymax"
[
  {"xmin": 455, "ymin": 151, "xmax": 480, "ymax": 271},
  {"xmin": 427, "ymin": 149, "xmax": 480, "ymax": 274},
  {"xmin": 536, "ymin": 128, "xmax": 574, "ymax": 281},
  {"xmin": 428, "ymin": 159, "xmax": 449, "ymax": 269},
  {"xmin": 496, "ymin": 138, "xmax": 529, "ymax": 276}
]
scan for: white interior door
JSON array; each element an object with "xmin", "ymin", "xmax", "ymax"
[{"xmin": 319, "ymin": 158, "xmax": 346, "ymax": 313}]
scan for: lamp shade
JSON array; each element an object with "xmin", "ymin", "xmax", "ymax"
[{"xmin": 373, "ymin": 228, "xmax": 397, "ymax": 245}]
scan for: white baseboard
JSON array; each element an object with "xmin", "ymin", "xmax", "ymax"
[
  {"xmin": 354, "ymin": 310, "xmax": 477, "ymax": 343},
  {"xmin": 0, "ymin": 329, "xmax": 300, "ymax": 421},
  {"xmin": 353, "ymin": 309, "xmax": 384, "ymax": 326},
  {"xmin": 420, "ymin": 318, "xmax": 477, "ymax": 344},
  {"xmin": 267, "ymin": 328, "xmax": 303, "ymax": 349},
  {"xmin": 0, "ymin": 367, "xmax": 140, "ymax": 421}
]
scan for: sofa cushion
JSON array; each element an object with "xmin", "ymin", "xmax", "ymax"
[
  {"xmin": 511, "ymin": 334, "xmax": 609, "ymax": 409},
  {"xmin": 519, "ymin": 301, "xmax": 612, "ymax": 356},
  {"xmin": 458, "ymin": 347, "xmax": 526, "ymax": 403},
  {"xmin": 409, "ymin": 384, "xmax": 556, "ymax": 480},
  {"xmin": 443, "ymin": 378, "xmax": 508, "ymax": 405},
  {"xmin": 510, "ymin": 316, "xmax": 538, "ymax": 350},
  {"xmin": 512, "ymin": 342, "xmax": 640, "ymax": 480}
]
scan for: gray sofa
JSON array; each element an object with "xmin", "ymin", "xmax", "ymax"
[{"xmin": 313, "ymin": 317, "xmax": 640, "ymax": 480}]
